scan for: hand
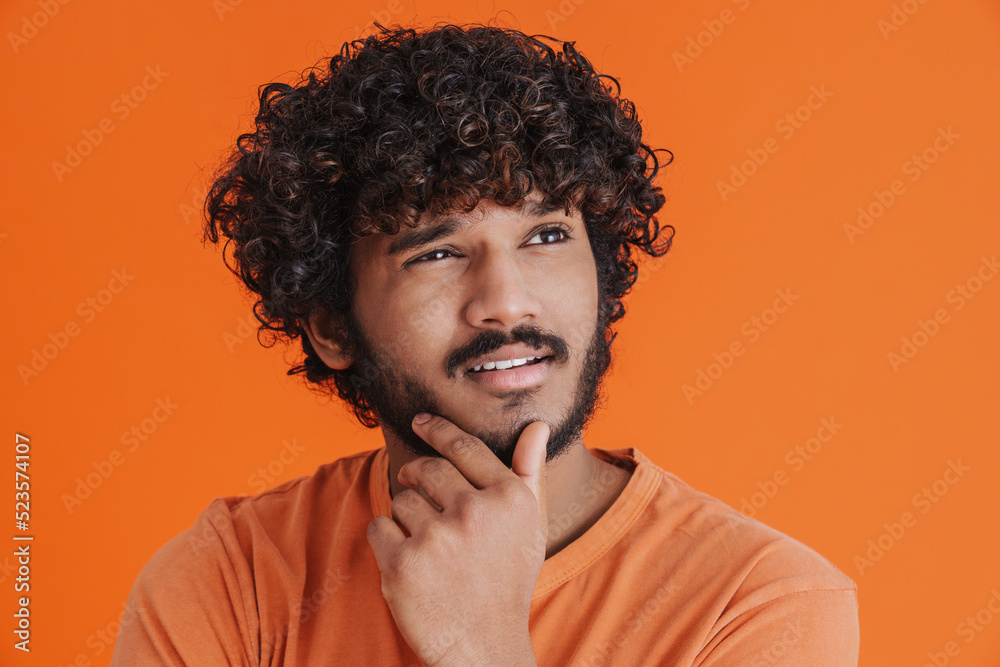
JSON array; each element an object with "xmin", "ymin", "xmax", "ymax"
[{"xmin": 366, "ymin": 413, "xmax": 550, "ymax": 667}]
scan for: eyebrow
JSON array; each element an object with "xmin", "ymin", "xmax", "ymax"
[{"xmin": 385, "ymin": 199, "xmax": 567, "ymax": 257}]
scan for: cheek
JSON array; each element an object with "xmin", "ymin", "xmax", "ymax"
[
  {"xmin": 372, "ymin": 288, "xmax": 457, "ymax": 362},
  {"xmin": 549, "ymin": 263, "xmax": 599, "ymax": 353},
  {"xmin": 352, "ymin": 252, "xmax": 453, "ymax": 357},
  {"xmin": 407, "ymin": 290, "xmax": 452, "ymax": 339}
]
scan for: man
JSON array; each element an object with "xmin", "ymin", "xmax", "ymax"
[{"xmin": 112, "ymin": 23, "xmax": 859, "ymax": 665}]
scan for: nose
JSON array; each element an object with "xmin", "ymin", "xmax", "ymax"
[{"xmin": 463, "ymin": 250, "xmax": 543, "ymax": 328}]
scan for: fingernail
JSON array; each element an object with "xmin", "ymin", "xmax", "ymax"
[{"xmin": 413, "ymin": 413, "xmax": 432, "ymax": 425}]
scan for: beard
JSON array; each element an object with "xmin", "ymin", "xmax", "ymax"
[{"xmin": 338, "ymin": 295, "xmax": 616, "ymax": 470}]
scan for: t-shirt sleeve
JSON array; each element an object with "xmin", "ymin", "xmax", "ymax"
[
  {"xmin": 696, "ymin": 587, "xmax": 860, "ymax": 666},
  {"xmin": 110, "ymin": 499, "xmax": 260, "ymax": 666}
]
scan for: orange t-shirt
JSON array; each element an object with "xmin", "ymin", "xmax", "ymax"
[{"xmin": 111, "ymin": 446, "xmax": 859, "ymax": 665}]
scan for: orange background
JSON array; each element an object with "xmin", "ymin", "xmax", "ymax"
[{"xmin": 3, "ymin": 0, "xmax": 999, "ymax": 664}]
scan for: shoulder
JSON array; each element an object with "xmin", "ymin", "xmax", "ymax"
[
  {"xmin": 626, "ymin": 447, "xmax": 856, "ymax": 595},
  {"xmin": 609, "ymin": 448, "xmax": 858, "ymax": 664},
  {"xmin": 195, "ymin": 448, "xmax": 385, "ymax": 576},
  {"xmin": 112, "ymin": 496, "xmax": 259, "ymax": 663},
  {"xmin": 131, "ymin": 447, "xmax": 381, "ymax": 604},
  {"xmin": 625, "ymin": 449, "xmax": 859, "ymax": 664},
  {"xmin": 112, "ymin": 448, "xmax": 382, "ymax": 663}
]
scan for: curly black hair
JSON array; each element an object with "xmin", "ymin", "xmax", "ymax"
[{"xmin": 202, "ymin": 21, "xmax": 674, "ymax": 427}]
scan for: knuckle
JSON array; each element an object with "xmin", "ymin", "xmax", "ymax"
[
  {"xmin": 394, "ymin": 488, "xmax": 423, "ymax": 508},
  {"xmin": 421, "ymin": 520, "xmax": 446, "ymax": 543},
  {"xmin": 367, "ymin": 515, "xmax": 386, "ymax": 538},
  {"xmin": 453, "ymin": 491, "xmax": 483, "ymax": 525},
  {"xmin": 498, "ymin": 481, "xmax": 530, "ymax": 509},
  {"xmin": 427, "ymin": 419, "xmax": 452, "ymax": 437},
  {"xmin": 496, "ymin": 478, "xmax": 521, "ymax": 498},
  {"xmin": 384, "ymin": 548, "xmax": 413, "ymax": 581},
  {"xmin": 419, "ymin": 458, "xmax": 452, "ymax": 487},
  {"xmin": 418, "ymin": 456, "xmax": 449, "ymax": 475},
  {"xmin": 450, "ymin": 434, "xmax": 481, "ymax": 456}
]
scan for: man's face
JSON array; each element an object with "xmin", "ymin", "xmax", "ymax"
[{"xmin": 339, "ymin": 194, "xmax": 614, "ymax": 469}]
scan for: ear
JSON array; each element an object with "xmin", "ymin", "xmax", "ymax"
[{"xmin": 302, "ymin": 307, "xmax": 353, "ymax": 371}]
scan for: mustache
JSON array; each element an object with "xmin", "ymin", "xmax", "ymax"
[{"xmin": 446, "ymin": 323, "xmax": 569, "ymax": 378}]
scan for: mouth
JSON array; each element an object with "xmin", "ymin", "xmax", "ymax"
[
  {"xmin": 464, "ymin": 355, "xmax": 554, "ymax": 390},
  {"xmin": 465, "ymin": 355, "xmax": 552, "ymax": 374}
]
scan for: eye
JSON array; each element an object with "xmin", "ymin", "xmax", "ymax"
[
  {"xmin": 406, "ymin": 247, "xmax": 459, "ymax": 265},
  {"xmin": 404, "ymin": 224, "xmax": 573, "ymax": 267},
  {"xmin": 526, "ymin": 225, "xmax": 573, "ymax": 246}
]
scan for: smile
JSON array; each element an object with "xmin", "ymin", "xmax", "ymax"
[
  {"xmin": 465, "ymin": 356, "xmax": 552, "ymax": 390},
  {"xmin": 468, "ymin": 355, "xmax": 548, "ymax": 372}
]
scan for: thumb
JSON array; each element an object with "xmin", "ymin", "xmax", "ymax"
[{"xmin": 512, "ymin": 421, "xmax": 549, "ymax": 541}]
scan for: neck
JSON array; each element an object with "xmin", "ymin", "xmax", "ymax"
[{"xmin": 385, "ymin": 438, "xmax": 632, "ymax": 559}]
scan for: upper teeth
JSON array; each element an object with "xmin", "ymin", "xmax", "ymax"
[{"xmin": 471, "ymin": 356, "xmax": 543, "ymax": 372}]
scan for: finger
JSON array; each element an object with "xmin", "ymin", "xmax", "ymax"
[
  {"xmin": 396, "ymin": 476, "xmax": 444, "ymax": 512},
  {"xmin": 389, "ymin": 487, "xmax": 440, "ymax": 538},
  {"xmin": 411, "ymin": 414, "xmax": 508, "ymax": 489},
  {"xmin": 366, "ymin": 514, "xmax": 405, "ymax": 573},
  {"xmin": 398, "ymin": 456, "xmax": 473, "ymax": 512},
  {"xmin": 511, "ymin": 421, "xmax": 550, "ymax": 539}
]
